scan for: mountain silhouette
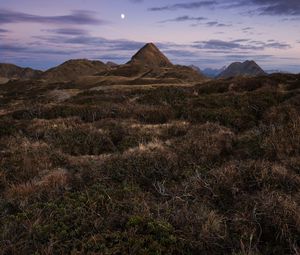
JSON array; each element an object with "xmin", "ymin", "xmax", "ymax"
[
  {"xmin": 218, "ymin": 60, "xmax": 266, "ymax": 78},
  {"xmin": 127, "ymin": 43, "xmax": 173, "ymax": 67},
  {"xmin": 105, "ymin": 43, "xmax": 205, "ymax": 82}
]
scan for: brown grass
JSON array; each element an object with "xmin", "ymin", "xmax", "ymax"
[{"xmin": 0, "ymin": 74, "xmax": 300, "ymax": 254}]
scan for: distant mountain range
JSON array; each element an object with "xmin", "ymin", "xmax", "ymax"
[
  {"xmin": 202, "ymin": 67, "xmax": 227, "ymax": 78},
  {"xmin": 0, "ymin": 44, "xmax": 272, "ymax": 82}
]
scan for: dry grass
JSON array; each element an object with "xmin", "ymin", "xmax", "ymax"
[{"xmin": 0, "ymin": 74, "xmax": 300, "ymax": 254}]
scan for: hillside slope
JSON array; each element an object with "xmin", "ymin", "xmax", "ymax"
[{"xmin": 41, "ymin": 59, "xmax": 108, "ymax": 81}]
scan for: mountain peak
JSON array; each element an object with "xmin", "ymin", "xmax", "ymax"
[
  {"xmin": 128, "ymin": 42, "xmax": 172, "ymax": 67},
  {"xmin": 218, "ymin": 60, "xmax": 266, "ymax": 78}
]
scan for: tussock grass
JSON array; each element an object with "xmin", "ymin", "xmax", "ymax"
[{"xmin": 1, "ymin": 74, "xmax": 300, "ymax": 254}]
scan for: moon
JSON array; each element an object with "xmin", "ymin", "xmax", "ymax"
[{"xmin": 121, "ymin": 14, "xmax": 125, "ymax": 19}]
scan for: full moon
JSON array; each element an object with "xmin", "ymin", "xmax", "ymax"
[{"xmin": 121, "ymin": 14, "xmax": 125, "ymax": 19}]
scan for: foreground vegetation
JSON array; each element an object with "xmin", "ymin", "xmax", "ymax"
[{"xmin": 0, "ymin": 74, "xmax": 300, "ymax": 254}]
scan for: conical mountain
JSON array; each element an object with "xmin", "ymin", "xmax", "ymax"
[
  {"xmin": 103, "ymin": 43, "xmax": 206, "ymax": 82},
  {"xmin": 218, "ymin": 60, "xmax": 266, "ymax": 78},
  {"xmin": 127, "ymin": 43, "xmax": 173, "ymax": 67}
]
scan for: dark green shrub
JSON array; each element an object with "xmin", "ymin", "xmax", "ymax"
[
  {"xmin": 45, "ymin": 127, "xmax": 115, "ymax": 156},
  {"xmin": 134, "ymin": 105, "xmax": 175, "ymax": 124}
]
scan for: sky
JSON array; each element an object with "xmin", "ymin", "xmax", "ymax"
[{"xmin": 0, "ymin": 0, "xmax": 300, "ymax": 72}]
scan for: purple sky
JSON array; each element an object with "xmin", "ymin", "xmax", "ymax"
[{"xmin": 0, "ymin": 0, "xmax": 300, "ymax": 72}]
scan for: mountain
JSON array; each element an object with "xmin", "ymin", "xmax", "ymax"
[
  {"xmin": 41, "ymin": 59, "xmax": 108, "ymax": 81},
  {"xmin": 1, "ymin": 43, "xmax": 206, "ymax": 83},
  {"xmin": 0, "ymin": 63, "xmax": 42, "ymax": 80},
  {"xmin": 104, "ymin": 43, "xmax": 206, "ymax": 82},
  {"xmin": 127, "ymin": 43, "xmax": 173, "ymax": 67},
  {"xmin": 218, "ymin": 60, "xmax": 266, "ymax": 78},
  {"xmin": 202, "ymin": 66, "xmax": 226, "ymax": 78}
]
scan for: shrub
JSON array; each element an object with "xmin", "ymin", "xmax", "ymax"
[
  {"xmin": 103, "ymin": 146, "xmax": 181, "ymax": 189},
  {"xmin": 193, "ymin": 161, "xmax": 300, "ymax": 208},
  {"xmin": 172, "ymin": 123, "xmax": 235, "ymax": 167},
  {"xmin": 136, "ymin": 86, "xmax": 190, "ymax": 106},
  {"xmin": 0, "ymin": 137, "xmax": 65, "ymax": 184},
  {"xmin": 133, "ymin": 104, "xmax": 175, "ymax": 124},
  {"xmin": 254, "ymin": 191, "xmax": 300, "ymax": 254},
  {"xmin": 262, "ymin": 115, "xmax": 300, "ymax": 160},
  {"xmin": 185, "ymin": 91, "xmax": 286, "ymax": 130},
  {"xmin": 0, "ymin": 118, "xmax": 19, "ymax": 137},
  {"xmin": 48, "ymin": 104, "xmax": 130, "ymax": 122},
  {"xmin": 44, "ymin": 126, "xmax": 115, "ymax": 156}
]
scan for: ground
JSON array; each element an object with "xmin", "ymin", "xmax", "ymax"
[{"xmin": 0, "ymin": 74, "xmax": 300, "ymax": 254}]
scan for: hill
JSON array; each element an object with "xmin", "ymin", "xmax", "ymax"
[
  {"xmin": 0, "ymin": 63, "xmax": 42, "ymax": 79},
  {"xmin": 218, "ymin": 60, "xmax": 266, "ymax": 78},
  {"xmin": 41, "ymin": 59, "xmax": 108, "ymax": 81}
]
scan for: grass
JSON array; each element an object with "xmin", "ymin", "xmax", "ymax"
[{"xmin": 0, "ymin": 74, "xmax": 300, "ymax": 254}]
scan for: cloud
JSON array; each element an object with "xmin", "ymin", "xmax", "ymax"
[
  {"xmin": 224, "ymin": 54, "xmax": 273, "ymax": 61},
  {"xmin": 265, "ymin": 42, "xmax": 291, "ymax": 48},
  {"xmin": 149, "ymin": 0, "xmax": 300, "ymax": 16},
  {"xmin": 0, "ymin": 44, "xmax": 28, "ymax": 52},
  {"xmin": 32, "ymin": 34, "xmax": 146, "ymax": 52},
  {"xmin": 0, "ymin": 43, "xmax": 78, "ymax": 55},
  {"xmin": 0, "ymin": 9, "xmax": 106, "ymax": 25},
  {"xmin": 194, "ymin": 40, "xmax": 246, "ymax": 50},
  {"xmin": 164, "ymin": 49, "xmax": 200, "ymax": 58},
  {"xmin": 42, "ymin": 28, "xmax": 89, "ymax": 36},
  {"xmin": 205, "ymin": 21, "xmax": 231, "ymax": 27},
  {"xmin": 231, "ymin": 39, "xmax": 250, "ymax": 43},
  {"xmin": 148, "ymin": 1, "xmax": 217, "ymax": 11},
  {"xmin": 160, "ymin": 15, "xmax": 206, "ymax": 23},
  {"xmin": 251, "ymin": 0, "xmax": 300, "ymax": 16},
  {"xmin": 0, "ymin": 28, "xmax": 9, "ymax": 33},
  {"xmin": 159, "ymin": 16, "xmax": 231, "ymax": 27},
  {"xmin": 66, "ymin": 36, "xmax": 144, "ymax": 51},
  {"xmin": 193, "ymin": 39, "xmax": 291, "ymax": 51},
  {"xmin": 223, "ymin": 0, "xmax": 300, "ymax": 16},
  {"xmin": 242, "ymin": 27, "xmax": 254, "ymax": 31}
]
